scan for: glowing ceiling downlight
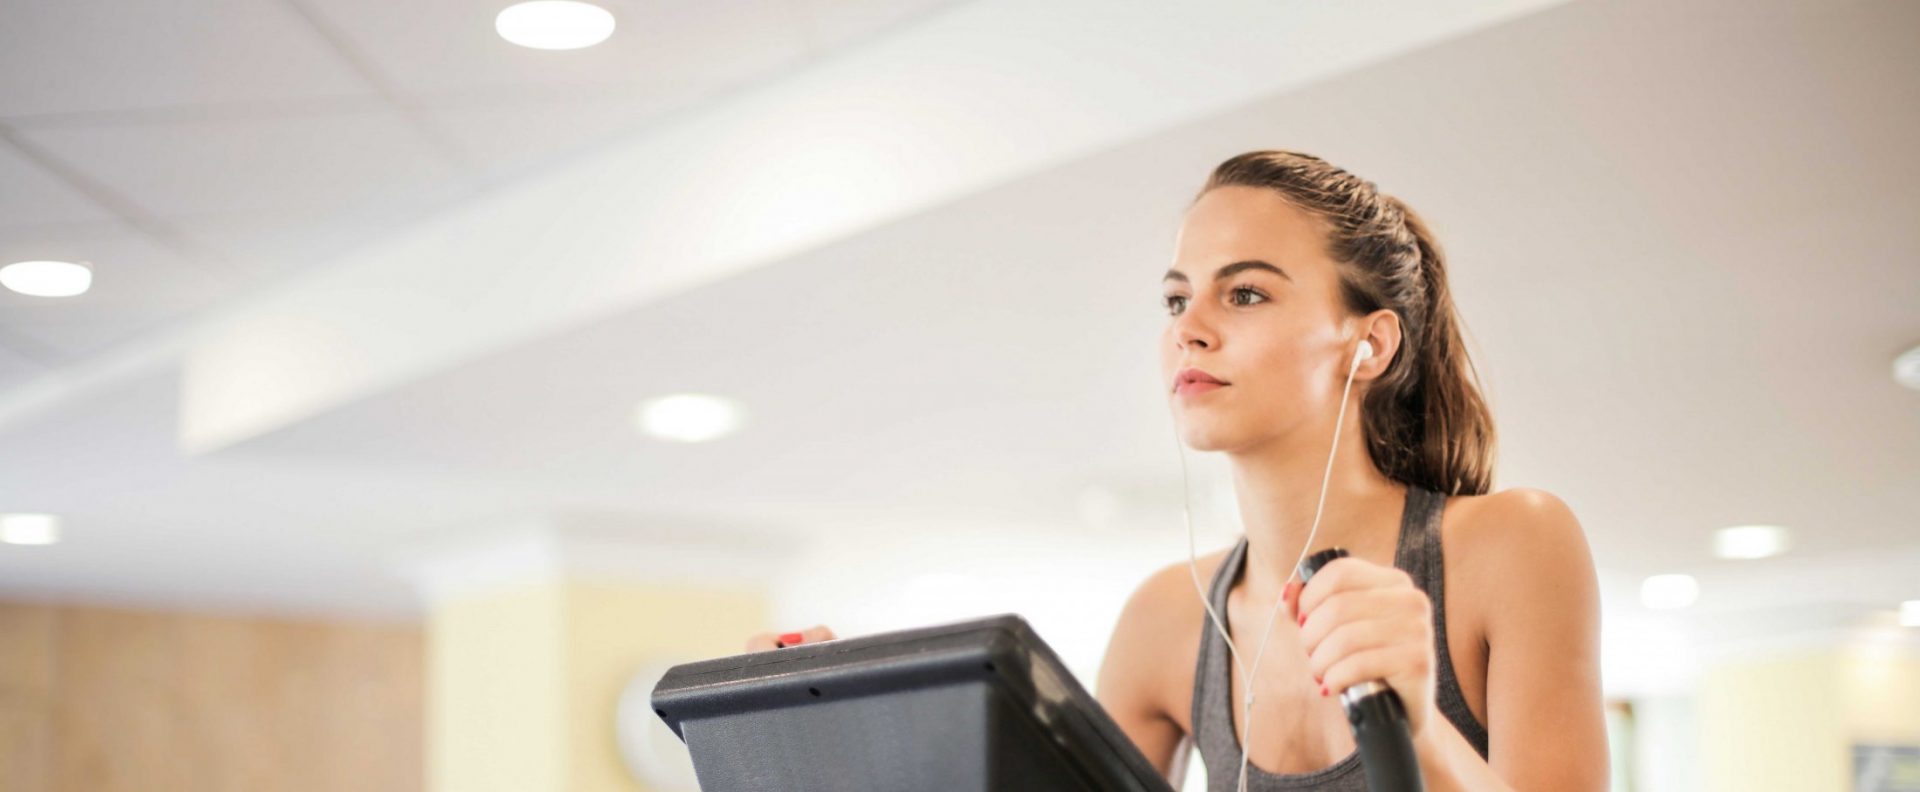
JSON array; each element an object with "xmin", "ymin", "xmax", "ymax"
[
  {"xmin": 496, "ymin": 1, "xmax": 616, "ymax": 50},
  {"xmin": 635, "ymin": 394, "xmax": 745, "ymax": 443},
  {"xmin": 0, "ymin": 513, "xmax": 61, "ymax": 546},
  {"xmin": 1712, "ymin": 524, "xmax": 1791, "ymax": 560},
  {"xmin": 1, "ymin": 260, "xmax": 91, "ymax": 297},
  {"xmin": 1640, "ymin": 574, "xmax": 1700, "ymax": 610}
]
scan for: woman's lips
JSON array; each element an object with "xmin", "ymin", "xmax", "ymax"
[{"xmin": 1175, "ymin": 381, "xmax": 1227, "ymax": 396}]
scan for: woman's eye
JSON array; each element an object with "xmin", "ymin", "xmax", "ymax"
[{"xmin": 1164, "ymin": 287, "xmax": 1266, "ymax": 316}]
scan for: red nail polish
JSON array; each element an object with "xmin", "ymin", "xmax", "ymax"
[
  {"xmin": 1297, "ymin": 613, "xmax": 1306, "ymax": 627},
  {"xmin": 779, "ymin": 632, "xmax": 804, "ymax": 645},
  {"xmin": 1320, "ymin": 685, "xmax": 1329, "ymax": 697}
]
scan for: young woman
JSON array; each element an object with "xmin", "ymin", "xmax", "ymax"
[{"xmin": 750, "ymin": 150, "xmax": 1609, "ymax": 791}]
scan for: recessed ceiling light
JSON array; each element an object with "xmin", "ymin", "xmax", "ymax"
[
  {"xmin": 1895, "ymin": 344, "xmax": 1920, "ymax": 392},
  {"xmin": 635, "ymin": 394, "xmax": 745, "ymax": 443},
  {"xmin": 496, "ymin": 1, "xmax": 616, "ymax": 50},
  {"xmin": 1, "ymin": 260, "xmax": 92, "ymax": 297},
  {"xmin": 1713, "ymin": 524, "xmax": 1791, "ymax": 560},
  {"xmin": 0, "ymin": 513, "xmax": 61, "ymax": 546},
  {"xmin": 1640, "ymin": 574, "xmax": 1699, "ymax": 610}
]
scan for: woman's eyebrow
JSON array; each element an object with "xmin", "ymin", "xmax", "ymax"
[{"xmin": 1162, "ymin": 259, "xmax": 1292, "ymax": 284}]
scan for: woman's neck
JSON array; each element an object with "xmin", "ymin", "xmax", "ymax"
[{"xmin": 1226, "ymin": 419, "xmax": 1404, "ymax": 606}]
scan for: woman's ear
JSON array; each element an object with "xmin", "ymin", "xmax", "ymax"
[{"xmin": 1357, "ymin": 309, "xmax": 1402, "ymax": 380}]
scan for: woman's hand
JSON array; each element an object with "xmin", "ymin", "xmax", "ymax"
[
  {"xmin": 1291, "ymin": 557, "xmax": 1438, "ymax": 738},
  {"xmin": 743, "ymin": 624, "xmax": 838, "ymax": 652}
]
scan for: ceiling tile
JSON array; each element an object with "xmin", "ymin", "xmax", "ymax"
[
  {"xmin": 0, "ymin": 142, "xmax": 120, "ymax": 230},
  {"xmin": 13, "ymin": 109, "xmax": 464, "ymax": 218},
  {"xmin": 423, "ymin": 91, "xmax": 679, "ymax": 177},
  {"xmin": 301, "ymin": 0, "xmax": 810, "ymax": 101},
  {"xmin": 787, "ymin": 0, "xmax": 966, "ymax": 52},
  {"xmin": 168, "ymin": 173, "xmax": 485, "ymax": 282},
  {"xmin": 0, "ymin": 0, "xmax": 373, "ymax": 119},
  {"xmin": 0, "ymin": 340, "xmax": 50, "ymax": 391}
]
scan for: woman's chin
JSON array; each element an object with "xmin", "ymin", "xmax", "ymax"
[{"xmin": 1175, "ymin": 425, "xmax": 1243, "ymax": 453}]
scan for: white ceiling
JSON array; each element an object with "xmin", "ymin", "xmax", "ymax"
[
  {"xmin": 0, "ymin": 0, "xmax": 1916, "ymax": 691},
  {"xmin": 0, "ymin": 0, "xmax": 965, "ymax": 376}
]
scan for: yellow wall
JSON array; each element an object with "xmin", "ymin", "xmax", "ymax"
[
  {"xmin": 564, "ymin": 582, "xmax": 765, "ymax": 792},
  {"xmin": 1700, "ymin": 650, "xmax": 1847, "ymax": 792},
  {"xmin": 1700, "ymin": 643, "xmax": 1920, "ymax": 792},
  {"xmin": 1839, "ymin": 644, "xmax": 1920, "ymax": 745},
  {"xmin": 427, "ymin": 579, "xmax": 765, "ymax": 792},
  {"xmin": 429, "ymin": 583, "xmax": 569, "ymax": 792}
]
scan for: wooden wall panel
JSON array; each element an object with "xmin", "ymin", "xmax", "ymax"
[
  {"xmin": 0, "ymin": 600, "xmax": 421, "ymax": 792},
  {"xmin": 0, "ymin": 604, "xmax": 54, "ymax": 698},
  {"xmin": 0, "ymin": 704, "xmax": 49, "ymax": 792},
  {"xmin": 0, "ymin": 603, "xmax": 55, "ymax": 792}
]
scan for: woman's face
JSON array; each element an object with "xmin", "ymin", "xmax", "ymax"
[{"xmin": 1160, "ymin": 186, "xmax": 1356, "ymax": 454}]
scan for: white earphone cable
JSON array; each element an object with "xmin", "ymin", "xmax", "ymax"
[{"xmin": 1176, "ymin": 340, "xmax": 1368, "ymax": 792}]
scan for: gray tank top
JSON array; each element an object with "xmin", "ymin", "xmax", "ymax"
[{"xmin": 1191, "ymin": 484, "xmax": 1489, "ymax": 790}]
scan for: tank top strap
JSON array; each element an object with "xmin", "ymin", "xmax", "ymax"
[
  {"xmin": 1191, "ymin": 535, "xmax": 1248, "ymax": 747},
  {"xmin": 1393, "ymin": 485, "xmax": 1491, "ymax": 758}
]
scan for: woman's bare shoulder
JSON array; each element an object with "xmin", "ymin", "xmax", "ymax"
[
  {"xmin": 1135, "ymin": 547, "xmax": 1235, "ymax": 630},
  {"xmin": 1443, "ymin": 487, "xmax": 1596, "ymax": 611},
  {"xmin": 1445, "ymin": 487, "xmax": 1588, "ymax": 557},
  {"xmin": 1100, "ymin": 547, "xmax": 1235, "ymax": 720}
]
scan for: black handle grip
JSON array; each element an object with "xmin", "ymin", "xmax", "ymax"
[{"xmin": 1297, "ymin": 547, "xmax": 1426, "ymax": 792}]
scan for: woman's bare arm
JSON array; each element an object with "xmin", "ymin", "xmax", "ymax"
[
  {"xmin": 1420, "ymin": 488, "xmax": 1609, "ymax": 791},
  {"xmin": 1097, "ymin": 564, "xmax": 1194, "ymax": 783}
]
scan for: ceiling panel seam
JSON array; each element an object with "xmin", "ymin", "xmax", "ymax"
[
  {"xmin": 278, "ymin": 0, "xmax": 480, "ymax": 176},
  {"xmin": 0, "ymin": 123, "xmax": 245, "ymax": 284}
]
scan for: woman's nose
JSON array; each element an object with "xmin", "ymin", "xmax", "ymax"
[{"xmin": 1172, "ymin": 303, "xmax": 1215, "ymax": 351}]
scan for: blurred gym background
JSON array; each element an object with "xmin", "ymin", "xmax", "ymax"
[{"xmin": 1, "ymin": 0, "xmax": 1915, "ymax": 790}]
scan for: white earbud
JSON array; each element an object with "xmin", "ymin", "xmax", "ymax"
[{"xmin": 1355, "ymin": 339, "xmax": 1374, "ymax": 366}]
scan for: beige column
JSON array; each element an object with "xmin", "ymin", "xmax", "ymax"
[{"xmin": 413, "ymin": 522, "xmax": 781, "ymax": 792}]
